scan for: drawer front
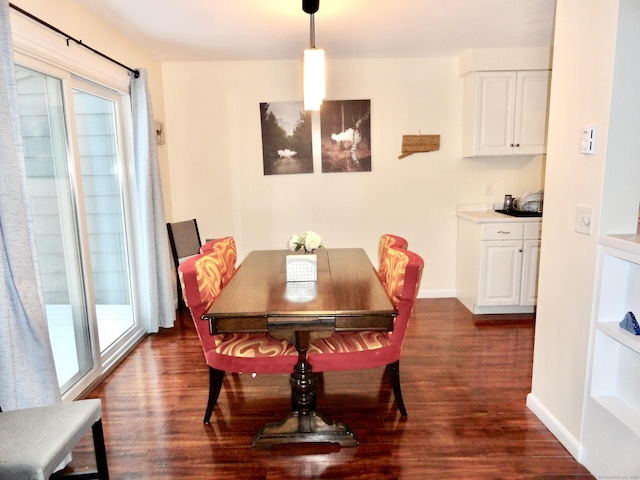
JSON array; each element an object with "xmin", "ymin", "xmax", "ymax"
[
  {"xmin": 481, "ymin": 223, "xmax": 524, "ymax": 240},
  {"xmin": 524, "ymin": 221, "xmax": 542, "ymax": 239}
]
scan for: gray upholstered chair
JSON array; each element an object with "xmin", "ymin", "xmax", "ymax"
[{"xmin": 0, "ymin": 399, "xmax": 109, "ymax": 479}]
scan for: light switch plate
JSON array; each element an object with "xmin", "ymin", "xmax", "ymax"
[
  {"xmin": 579, "ymin": 126, "xmax": 596, "ymax": 154},
  {"xmin": 575, "ymin": 205, "xmax": 594, "ymax": 235}
]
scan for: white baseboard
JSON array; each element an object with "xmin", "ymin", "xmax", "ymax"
[{"xmin": 526, "ymin": 392, "xmax": 584, "ymax": 461}]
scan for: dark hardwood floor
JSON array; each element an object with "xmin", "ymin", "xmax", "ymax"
[{"xmin": 68, "ymin": 298, "xmax": 593, "ymax": 479}]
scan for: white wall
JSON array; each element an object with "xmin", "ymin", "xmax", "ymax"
[
  {"xmin": 162, "ymin": 56, "xmax": 546, "ymax": 295},
  {"xmin": 527, "ymin": 0, "xmax": 621, "ymax": 460}
]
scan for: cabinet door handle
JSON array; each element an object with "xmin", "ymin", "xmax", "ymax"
[
  {"xmin": 519, "ymin": 249, "xmax": 523, "ymax": 253},
  {"xmin": 497, "ymin": 230, "xmax": 510, "ymax": 234}
]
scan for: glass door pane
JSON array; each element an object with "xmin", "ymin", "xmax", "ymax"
[
  {"xmin": 72, "ymin": 88, "xmax": 134, "ymax": 352},
  {"xmin": 15, "ymin": 66, "xmax": 93, "ymax": 389}
]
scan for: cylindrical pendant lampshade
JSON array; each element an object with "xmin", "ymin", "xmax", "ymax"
[{"xmin": 303, "ymin": 48, "xmax": 325, "ymax": 111}]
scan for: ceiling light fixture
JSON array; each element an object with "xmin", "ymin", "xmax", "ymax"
[{"xmin": 302, "ymin": 0, "xmax": 325, "ymax": 111}]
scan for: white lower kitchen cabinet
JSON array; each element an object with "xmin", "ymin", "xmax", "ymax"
[
  {"xmin": 581, "ymin": 234, "xmax": 640, "ymax": 477},
  {"xmin": 520, "ymin": 237, "xmax": 541, "ymax": 306},
  {"xmin": 456, "ymin": 210, "xmax": 541, "ymax": 314}
]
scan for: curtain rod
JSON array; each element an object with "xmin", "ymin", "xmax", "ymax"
[{"xmin": 9, "ymin": 3, "xmax": 140, "ymax": 78}]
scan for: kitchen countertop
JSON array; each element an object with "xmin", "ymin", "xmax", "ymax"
[{"xmin": 456, "ymin": 210, "xmax": 542, "ymax": 224}]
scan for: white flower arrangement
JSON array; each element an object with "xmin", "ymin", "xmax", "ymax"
[{"xmin": 288, "ymin": 230, "xmax": 323, "ymax": 253}]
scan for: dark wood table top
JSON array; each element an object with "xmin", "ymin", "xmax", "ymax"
[{"xmin": 203, "ymin": 248, "xmax": 396, "ymax": 336}]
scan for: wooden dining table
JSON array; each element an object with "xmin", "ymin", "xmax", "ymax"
[{"xmin": 202, "ymin": 248, "xmax": 396, "ymax": 447}]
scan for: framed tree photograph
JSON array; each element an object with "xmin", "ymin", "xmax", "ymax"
[
  {"xmin": 320, "ymin": 99, "xmax": 371, "ymax": 173},
  {"xmin": 260, "ymin": 102, "xmax": 313, "ymax": 175}
]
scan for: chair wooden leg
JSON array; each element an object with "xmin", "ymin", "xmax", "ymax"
[
  {"xmin": 386, "ymin": 360, "xmax": 407, "ymax": 417},
  {"xmin": 204, "ymin": 367, "xmax": 225, "ymax": 424},
  {"xmin": 50, "ymin": 419, "xmax": 109, "ymax": 479},
  {"xmin": 92, "ymin": 419, "xmax": 110, "ymax": 480},
  {"xmin": 176, "ymin": 275, "xmax": 186, "ymax": 312}
]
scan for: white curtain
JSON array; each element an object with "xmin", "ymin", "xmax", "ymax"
[
  {"xmin": 0, "ymin": 0, "xmax": 61, "ymax": 410},
  {"xmin": 130, "ymin": 69, "xmax": 175, "ymax": 332}
]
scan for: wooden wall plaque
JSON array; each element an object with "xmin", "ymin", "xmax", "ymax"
[{"xmin": 398, "ymin": 134, "xmax": 440, "ymax": 159}]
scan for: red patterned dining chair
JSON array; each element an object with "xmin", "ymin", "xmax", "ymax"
[
  {"xmin": 377, "ymin": 233, "xmax": 409, "ymax": 283},
  {"xmin": 178, "ymin": 246, "xmax": 298, "ymax": 424},
  {"xmin": 199, "ymin": 236, "xmax": 238, "ymax": 287},
  {"xmin": 308, "ymin": 245, "xmax": 424, "ymax": 417}
]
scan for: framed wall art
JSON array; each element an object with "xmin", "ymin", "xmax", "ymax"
[
  {"xmin": 260, "ymin": 102, "xmax": 313, "ymax": 175},
  {"xmin": 320, "ymin": 99, "xmax": 371, "ymax": 173}
]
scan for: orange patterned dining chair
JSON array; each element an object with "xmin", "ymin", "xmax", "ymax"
[
  {"xmin": 308, "ymin": 245, "xmax": 424, "ymax": 417},
  {"xmin": 199, "ymin": 236, "xmax": 238, "ymax": 287},
  {"xmin": 178, "ymin": 245, "xmax": 298, "ymax": 424},
  {"xmin": 377, "ymin": 233, "xmax": 409, "ymax": 283}
]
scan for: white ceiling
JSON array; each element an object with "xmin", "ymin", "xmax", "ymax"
[{"xmin": 76, "ymin": 0, "xmax": 557, "ymax": 62}]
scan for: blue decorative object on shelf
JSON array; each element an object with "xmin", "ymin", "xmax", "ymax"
[{"xmin": 619, "ymin": 311, "xmax": 640, "ymax": 335}]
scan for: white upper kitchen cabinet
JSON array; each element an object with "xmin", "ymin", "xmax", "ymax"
[{"xmin": 462, "ymin": 70, "xmax": 551, "ymax": 157}]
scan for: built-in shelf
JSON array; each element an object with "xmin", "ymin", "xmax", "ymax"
[
  {"xmin": 597, "ymin": 321, "xmax": 640, "ymax": 354},
  {"xmin": 592, "ymin": 395, "xmax": 640, "ymax": 438},
  {"xmin": 591, "ymin": 330, "xmax": 640, "ymax": 435},
  {"xmin": 582, "ymin": 235, "xmax": 640, "ymax": 474},
  {"xmin": 600, "ymin": 233, "xmax": 640, "ymax": 256}
]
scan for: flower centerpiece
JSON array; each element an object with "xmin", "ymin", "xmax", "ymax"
[{"xmin": 288, "ymin": 230, "xmax": 323, "ymax": 254}]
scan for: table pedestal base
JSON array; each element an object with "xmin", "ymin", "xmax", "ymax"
[{"xmin": 252, "ymin": 411, "xmax": 359, "ymax": 447}]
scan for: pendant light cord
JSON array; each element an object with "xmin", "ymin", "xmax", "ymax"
[{"xmin": 309, "ymin": 13, "xmax": 316, "ymax": 49}]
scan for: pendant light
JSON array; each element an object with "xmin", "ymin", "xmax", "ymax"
[{"xmin": 302, "ymin": 0, "xmax": 325, "ymax": 111}]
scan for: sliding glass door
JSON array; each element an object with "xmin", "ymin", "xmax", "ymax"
[
  {"xmin": 72, "ymin": 86, "xmax": 134, "ymax": 353},
  {"xmin": 15, "ymin": 62, "xmax": 140, "ymax": 396},
  {"xmin": 15, "ymin": 66, "xmax": 92, "ymax": 389}
]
